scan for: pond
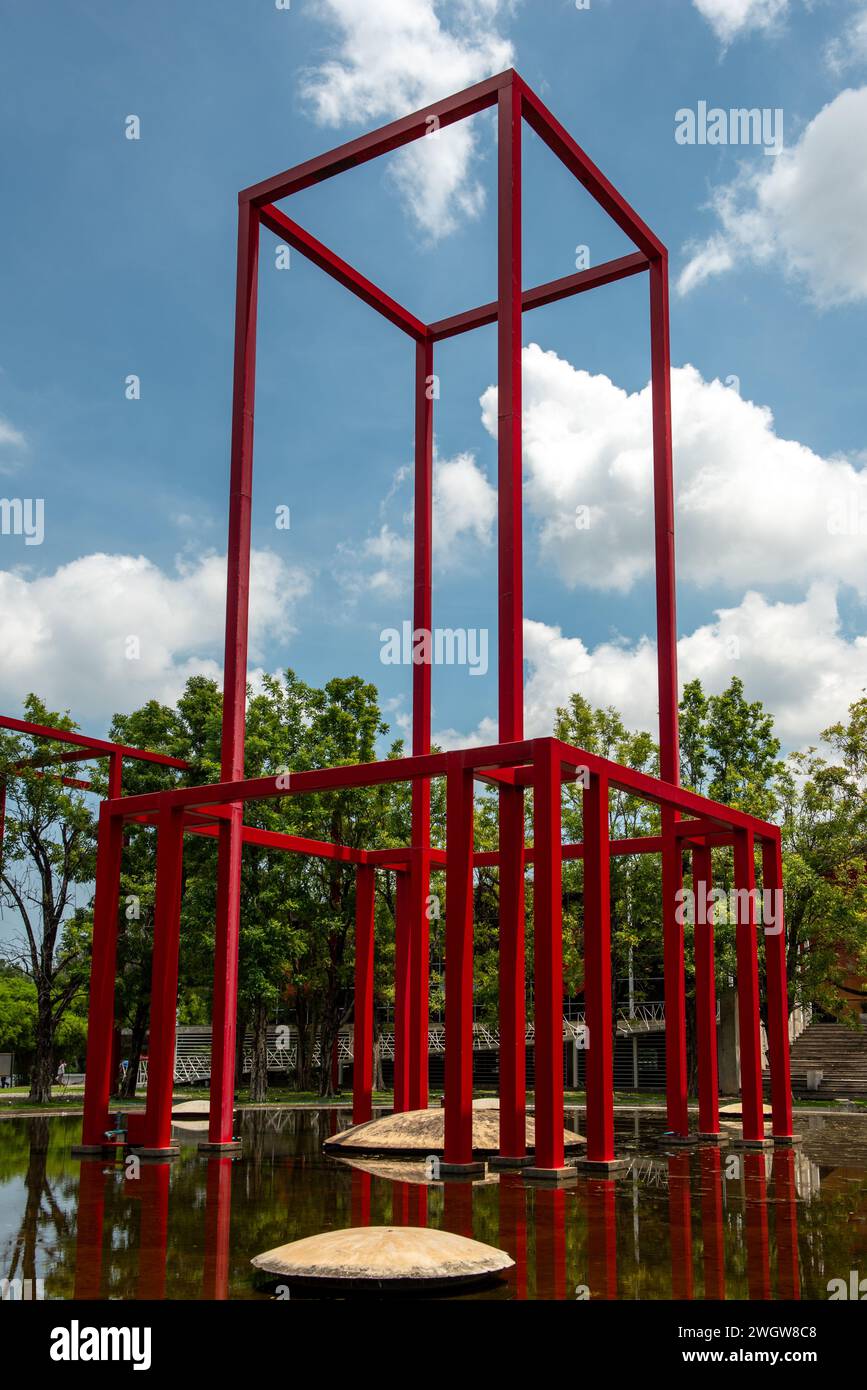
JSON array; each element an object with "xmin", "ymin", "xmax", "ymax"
[{"xmin": 1, "ymin": 1109, "xmax": 866, "ymax": 1300}]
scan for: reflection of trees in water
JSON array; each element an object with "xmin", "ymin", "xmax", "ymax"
[{"xmin": 2, "ymin": 1117, "xmax": 74, "ymax": 1293}]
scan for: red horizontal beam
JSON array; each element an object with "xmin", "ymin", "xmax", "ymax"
[
  {"xmin": 259, "ymin": 204, "xmax": 426, "ymax": 341},
  {"xmin": 0, "ymin": 715, "xmax": 188, "ymax": 769},
  {"xmin": 555, "ymin": 740, "xmax": 777, "ymax": 841},
  {"xmin": 428, "ymin": 251, "xmax": 648, "ymax": 342},
  {"xmin": 242, "ymin": 70, "xmax": 510, "ymax": 207},
  {"xmin": 108, "ymin": 741, "xmax": 536, "ymax": 820},
  {"xmin": 516, "ymin": 76, "xmax": 664, "ymax": 261}
]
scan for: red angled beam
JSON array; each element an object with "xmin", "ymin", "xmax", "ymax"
[
  {"xmin": 241, "ymin": 71, "xmax": 510, "ymax": 207},
  {"xmin": 0, "ymin": 715, "xmax": 188, "ymax": 769},
  {"xmin": 515, "ymin": 75, "xmax": 664, "ymax": 260},
  {"xmin": 427, "ymin": 251, "xmax": 649, "ymax": 343},
  {"xmin": 259, "ymin": 204, "xmax": 426, "ymax": 341}
]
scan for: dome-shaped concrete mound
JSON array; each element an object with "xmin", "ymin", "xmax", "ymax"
[
  {"xmin": 323, "ymin": 1106, "xmax": 584, "ymax": 1157},
  {"xmin": 252, "ymin": 1225, "xmax": 514, "ymax": 1290}
]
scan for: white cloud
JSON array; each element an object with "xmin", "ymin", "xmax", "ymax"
[
  {"xmin": 0, "ymin": 549, "xmax": 309, "ymax": 724},
  {"xmin": 436, "ymin": 584, "xmax": 867, "ymax": 752},
  {"xmin": 0, "ymin": 416, "xmax": 26, "ymax": 474},
  {"xmin": 338, "ymin": 449, "xmax": 495, "ymax": 599},
  {"xmin": 825, "ymin": 4, "xmax": 867, "ymax": 73},
  {"xmin": 480, "ymin": 344, "xmax": 867, "ymax": 597},
  {"xmin": 692, "ymin": 0, "xmax": 789, "ymax": 44},
  {"xmin": 677, "ymin": 87, "xmax": 867, "ymax": 306},
  {"xmin": 299, "ymin": 0, "xmax": 514, "ymax": 236}
]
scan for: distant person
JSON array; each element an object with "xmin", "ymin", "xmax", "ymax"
[{"xmin": 55, "ymin": 1060, "xmax": 67, "ymax": 1088}]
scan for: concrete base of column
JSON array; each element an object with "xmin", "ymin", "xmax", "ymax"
[
  {"xmin": 573, "ymin": 1157, "xmax": 629, "ymax": 1175},
  {"xmin": 439, "ymin": 1161, "xmax": 486, "ymax": 1179},
  {"xmin": 523, "ymin": 1165, "xmax": 578, "ymax": 1185},
  {"xmin": 732, "ymin": 1136, "xmax": 774, "ymax": 1150},
  {"xmin": 197, "ymin": 1140, "xmax": 243, "ymax": 1154},
  {"xmin": 128, "ymin": 1146, "xmax": 180, "ymax": 1159},
  {"xmin": 696, "ymin": 1132, "xmax": 726, "ymax": 1145},
  {"xmin": 489, "ymin": 1154, "xmax": 533, "ymax": 1170}
]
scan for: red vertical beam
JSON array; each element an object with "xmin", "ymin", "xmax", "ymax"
[
  {"xmin": 650, "ymin": 254, "xmax": 679, "ymax": 784},
  {"xmin": 693, "ymin": 845, "xmax": 720, "ymax": 1135},
  {"xmin": 409, "ymin": 336, "xmax": 433, "ymax": 1111},
  {"xmin": 583, "ymin": 771, "xmax": 615, "ymax": 1164},
  {"xmin": 761, "ymin": 837, "xmax": 793, "ymax": 1140},
  {"xmin": 350, "ymin": 1168, "xmax": 372, "ymax": 1228},
  {"xmin": 496, "ymin": 76, "xmax": 527, "ymax": 1164},
  {"xmin": 497, "ymin": 1173, "xmax": 528, "ymax": 1299},
  {"xmin": 81, "ymin": 806, "xmax": 124, "ymax": 1146},
  {"xmin": 734, "ymin": 829, "xmax": 765, "ymax": 1144},
  {"xmin": 533, "ymin": 741, "xmax": 564, "ymax": 1172},
  {"xmin": 136, "ymin": 1162, "xmax": 170, "ymax": 1299},
  {"xmin": 498, "ymin": 785, "xmax": 526, "ymax": 1158},
  {"xmin": 353, "ymin": 864, "xmax": 375, "ymax": 1124},
  {"xmin": 534, "ymin": 1187, "xmax": 567, "ymax": 1300},
  {"xmin": 662, "ymin": 826, "xmax": 689, "ymax": 1135},
  {"xmin": 142, "ymin": 808, "xmax": 185, "ymax": 1151},
  {"xmin": 392, "ymin": 870, "xmax": 411, "ymax": 1113},
  {"xmin": 650, "ymin": 254, "xmax": 689, "ymax": 1139},
  {"xmin": 209, "ymin": 198, "xmax": 260, "ymax": 1148},
  {"xmin": 497, "ymin": 76, "xmax": 523, "ymax": 740},
  {"xmin": 444, "ymin": 757, "xmax": 475, "ymax": 1167}
]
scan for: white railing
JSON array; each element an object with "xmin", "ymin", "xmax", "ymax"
[{"xmin": 138, "ymin": 1005, "xmax": 667, "ymax": 1084}]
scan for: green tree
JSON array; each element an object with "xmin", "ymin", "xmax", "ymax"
[{"xmin": 0, "ymin": 696, "xmax": 95, "ymax": 1101}]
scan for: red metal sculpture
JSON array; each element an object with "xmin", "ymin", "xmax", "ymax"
[{"xmin": 78, "ymin": 70, "xmax": 793, "ymax": 1174}]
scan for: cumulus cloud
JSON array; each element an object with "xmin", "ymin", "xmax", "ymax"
[
  {"xmin": 436, "ymin": 585, "xmax": 867, "ymax": 753},
  {"xmin": 479, "ymin": 344, "xmax": 867, "ymax": 597},
  {"xmin": 692, "ymin": 0, "xmax": 790, "ymax": 44},
  {"xmin": 0, "ymin": 550, "xmax": 309, "ymax": 724},
  {"xmin": 299, "ymin": 0, "xmax": 514, "ymax": 236},
  {"xmin": 677, "ymin": 87, "xmax": 867, "ymax": 306},
  {"xmin": 825, "ymin": 4, "xmax": 867, "ymax": 73},
  {"xmin": 338, "ymin": 450, "xmax": 495, "ymax": 599}
]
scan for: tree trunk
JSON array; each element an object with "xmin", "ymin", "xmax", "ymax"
[
  {"xmin": 29, "ymin": 994, "xmax": 54, "ymax": 1104},
  {"xmin": 119, "ymin": 1000, "xmax": 149, "ymax": 1100},
  {"xmin": 249, "ymin": 998, "xmax": 269, "ymax": 1103}
]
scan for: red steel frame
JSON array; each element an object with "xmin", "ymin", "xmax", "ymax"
[{"xmin": 78, "ymin": 69, "xmax": 794, "ymax": 1170}]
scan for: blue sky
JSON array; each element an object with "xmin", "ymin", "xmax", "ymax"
[{"xmin": 2, "ymin": 0, "xmax": 867, "ymax": 755}]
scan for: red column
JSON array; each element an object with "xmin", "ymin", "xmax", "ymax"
[
  {"xmin": 583, "ymin": 771, "xmax": 615, "ymax": 1165},
  {"xmin": 761, "ymin": 837, "xmax": 793, "ymax": 1140},
  {"xmin": 81, "ymin": 805, "xmax": 124, "ymax": 1146},
  {"xmin": 353, "ymin": 864, "xmax": 375, "ymax": 1124},
  {"xmin": 350, "ymin": 1168, "xmax": 372, "ymax": 1228},
  {"xmin": 409, "ymin": 337, "xmax": 433, "ymax": 1112},
  {"xmin": 532, "ymin": 741, "xmax": 565, "ymax": 1173},
  {"xmin": 392, "ymin": 869, "xmax": 411, "ymax": 1113},
  {"xmin": 497, "ymin": 1173, "xmax": 528, "ymax": 1299},
  {"xmin": 662, "ymin": 819, "xmax": 689, "ymax": 1136},
  {"xmin": 734, "ymin": 829, "xmax": 765, "ymax": 1144},
  {"xmin": 650, "ymin": 254, "xmax": 688, "ymax": 1140},
  {"xmin": 498, "ymin": 784, "xmax": 526, "ymax": 1159},
  {"xmin": 136, "ymin": 1162, "xmax": 170, "ymax": 1300},
  {"xmin": 141, "ymin": 808, "xmax": 185, "ymax": 1152},
  {"xmin": 209, "ymin": 197, "xmax": 260, "ymax": 1148},
  {"xmin": 693, "ymin": 844, "xmax": 720, "ymax": 1136},
  {"xmin": 443, "ymin": 756, "xmax": 475, "ymax": 1168},
  {"xmin": 496, "ymin": 77, "xmax": 528, "ymax": 1163}
]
